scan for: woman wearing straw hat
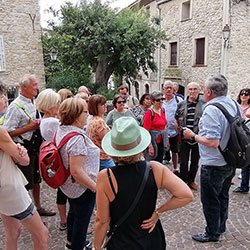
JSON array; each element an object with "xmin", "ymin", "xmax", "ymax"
[{"xmin": 93, "ymin": 117, "xmax": 193, "ymax": 250}]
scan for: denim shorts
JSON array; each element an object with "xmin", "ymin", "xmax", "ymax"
[{"xmin": 10, "ymin": 203, "xmax": 36, "ymax": 221}]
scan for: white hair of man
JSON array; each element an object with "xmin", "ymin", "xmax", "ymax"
[
  {"xmin": 78, "ymin": 85, "xmax": 89, "ymax": 94},
  {"xmin": 19, "ymin": 74, "xmax": 36, "ymax": 87},
  {"xmin": 205, "ymin": 74, "xmax": 228, "ymax": 97},
  {"xmin": 163, "ymin": 80, "xmax": 175, "ymax": 88},
  {"xmin": 187, "ymin": 82, "xmax": 201, "ymax": 90}
]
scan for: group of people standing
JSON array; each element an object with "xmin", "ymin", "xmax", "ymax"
[{"xmin": 0, "ymin": 72, "xmax": 249, "ymax": 250}]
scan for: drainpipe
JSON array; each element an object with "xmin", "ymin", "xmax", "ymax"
[{"xmin": 156, "ymin": 0, "xmax": 172, "ymax": 90}]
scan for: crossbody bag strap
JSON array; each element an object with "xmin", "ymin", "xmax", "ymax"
[
  {"xmin": 13, "ymin": 101, "xmax": 33, "ymax": 120},
  {"xmin": 108, "ymin": 161, "xmax": 151, "ymax": 237}
]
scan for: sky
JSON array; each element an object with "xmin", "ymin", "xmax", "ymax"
[{"xmin": 39, "ymin": 0, "xmax": 136, "ymax": 28}]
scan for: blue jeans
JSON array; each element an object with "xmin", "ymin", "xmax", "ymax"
[
  {"xmin": 67, "ymin": 189, "xmax": 96, "ymax": 250},
  {"xmin": 200, "ymin": 165, "xmax": 235, "ymax": 237},
  {"xmin": 240, "ymin": 165, "xmax": 250, "ymax": 191}
]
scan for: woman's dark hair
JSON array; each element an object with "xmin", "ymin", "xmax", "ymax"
[
  {"xmin": 139, "ymin": 94, "xmax": 150, "ymax": 105},
  {"xmin": 88, "ymin": 94, "xmax": 106, "ymax": 116},
  {"xmin": 0, "ymin": 81, "xmax": 7, "ymax": 96},
  {"xmin": 112, "ymin": 94, "xmax": 126, "ymax": 108},
  {"xmin": 237, "ymin": 88, "xmax": 250, "ymax": 104}
]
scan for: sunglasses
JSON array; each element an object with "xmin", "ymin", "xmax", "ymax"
[
  {"xmin": 154, "ymin": 98, "xmax": 165, "ymax": 102},
  {"xmin": 240, "ymin": 93, "xmax": 249, "ymax": 96},
  {"xmin": 117, "ymin": 100, "xmax": 126, "ymax": 104},
  {"xmin": 67, "ymin": 95, "xmax": 73, "ymax": 98}
]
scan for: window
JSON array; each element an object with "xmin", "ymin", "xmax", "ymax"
[
  {"xmin": 195, "ymin": 38, "xmax": 205, "ymax": 65},
  {"xmin": 181, "ymin": 1, "xmax": 190, "ymax": 21},
  {"xmin": 0, "ymin": 36, "xmax": 6, "ymax": 72},
  {"xmin": 170, "ymin": 42, "xmax": 177, "ymax": 66}
]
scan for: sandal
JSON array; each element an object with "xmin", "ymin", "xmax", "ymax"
[
  {"xmin": 60, "ymin": 222, "xmax": 67, "ymax": 231},
  {"xmin": 38, "ymin": 207, "xmax": 56, "ymax": 217}
]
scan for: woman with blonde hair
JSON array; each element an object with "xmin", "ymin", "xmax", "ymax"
[
  {"xmin": 57, "ymin": 97, "xmax": 99, "ymax": 250},
  {"xmin": 58, "ymin": 88, "xmax": 73, "ymax": 102},
  {"xmin": 93, "ymin": 117, "xmax": 193, "ymax": 250},
  {"xmin": 36, "ymin": 88, "xmax": 69, "ymax": 231}
]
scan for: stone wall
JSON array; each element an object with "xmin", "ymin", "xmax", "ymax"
[
  {"xmin": 226, "ymin": 1, "xmax": 250, "ymax": 97},
  {"xmin": 136, "ymin": 0, "xmax": 250, "ymax": 98},
  {"xmin": 0, "ymin": 0, "xmax": 45, "ymax": 89}
]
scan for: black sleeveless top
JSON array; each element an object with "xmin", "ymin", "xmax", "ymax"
[{"xmin": 107, "ymin": 161, "xmax": 166, "ymax": 250}]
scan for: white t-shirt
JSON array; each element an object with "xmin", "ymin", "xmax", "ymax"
[
  {"xmin": 0, "ymin": 151, "xmax": 32, "ymax": 216},
  {"xmin": 40, "ymin": 117, "xmax": 60, "ymax": 141}
]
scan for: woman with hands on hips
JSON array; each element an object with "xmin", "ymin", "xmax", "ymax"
[{"xmin": 93, "ymin": 117, "xmax": 193, "ymax": 250}]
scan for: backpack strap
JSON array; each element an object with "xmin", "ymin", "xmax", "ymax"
[
  {"xmin": 207, "ymin": 102, "xmax": 235, "ymax": 123},
  {"xmin": 56, "ymin": 132, "xmax": 82, "ymax": 149},
  {"xmin": 148, "ymin": 108, "xmax": 154, "ymax": 120},
  {"xmin": 12, "ymin": 101, "xmax": 32, "ymax": 119}
]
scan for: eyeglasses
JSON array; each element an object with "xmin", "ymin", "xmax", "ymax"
[
  {"xmin": 240, "ymin": 93, "xmax": 249, "ymax": 96},
  {"xmin": 154, "ymin": 98, "xmax": 165, "ymax": 102},
  {"xmin": 117, "ymin": 100, "xmax": 126, "ymax": 104}
]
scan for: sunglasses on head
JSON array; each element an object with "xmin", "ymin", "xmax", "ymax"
[
  {"xmin": 154, "ymin": 98, "xmax": 165, "ymax": 102},
  {"xmin": 117, "ymin": 100, "xmax": 126, "ymax": 104},
  {"xmin": 67, "ymin": 95, "xmax": 73, "ymax": 98},
  {"xmin": 240, "ymin": 92, "xmax": 249, "ymax": 96}
]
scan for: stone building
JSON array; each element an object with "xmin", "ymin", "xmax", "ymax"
[
  {"xmin": 129, "ymin": 0, "xmax": 250, "ymax": 98},
  {"xmin": 0, "ymin": 0, "xmax": 45, "ymax": 101}
]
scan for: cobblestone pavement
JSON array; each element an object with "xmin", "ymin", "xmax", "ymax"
[{"xmin": 1, "ymin": 168, "xmax": 250, "ymax": 250}]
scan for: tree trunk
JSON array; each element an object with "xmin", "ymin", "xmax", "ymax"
[{"xmin": 95, "ymin": 60, "xmax": 114, "ymax": 86}]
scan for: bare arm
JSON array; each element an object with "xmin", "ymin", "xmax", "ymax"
[
  {"xmin": 0, "ymin": 127, "xmax": 29, "ymax": 165},
  {"xmin": 183, "ymin": 127, "xmax": 220, "ymax": 149},
  {"xmin": 8, "ymin": 119, "xmax": 40, "ymax": 138},
  {"xmin": 94, "ymin": 170, "xmax": 112, "ymax": 250},
  {"xmin": 141, "ymin": 161, "xmax": 193, "ymax": 232},
  {"xmin": 69, "ymin": 155, "xmax": 96, "ymax": 192},
  {"xmin": 246, "ymin": 107, "xmax": 250, "ymax": 118}
]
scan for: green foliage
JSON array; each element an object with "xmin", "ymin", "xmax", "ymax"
[
  {"xmin": 96, "ymin": 86, "xmax": 117, "ymax": 100},
  {"xmin": 42, "ymin": 0, "xmax": 167, "ymax": 89}
]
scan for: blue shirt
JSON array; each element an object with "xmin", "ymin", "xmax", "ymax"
[
  {"xmin": 162, "ymin": 96, "xmax": 181, "ymax": 138},
  {"xmin": 198, "ymin": 96, "xmax": 239, "ymax": 166}
]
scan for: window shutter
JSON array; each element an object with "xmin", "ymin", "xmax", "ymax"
[
  {"xmin": 196, "ymin": 38, "xmax": 205, "ymax": 65},
  {"xmin": 0, "ymin": 36, "xmax": 6, "ymax": 71}
]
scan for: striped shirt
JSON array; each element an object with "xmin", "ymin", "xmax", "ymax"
[{"xmin": 186, "ymin": 100, "xmax": 197, "ymax": 131}]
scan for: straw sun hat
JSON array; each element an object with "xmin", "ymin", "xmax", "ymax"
[{"xmin": 102, "ymin": 117, "xmax": 151, "ymax": 157}]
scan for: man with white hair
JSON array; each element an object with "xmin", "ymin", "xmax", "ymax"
[
  {"xmin": 4, "ymin": 74, "xmax": 55, "ymax": 217},
  {"xmin": 162, "ymin": 80, "xmax": 183, "ymax": 172},
  {"xmin": 183, "ymin": 74, "xmax": 237, "ymax": 242},
  {"xmin": 175, "ymin": 82, "xmax": 205, "ymax": 190}
]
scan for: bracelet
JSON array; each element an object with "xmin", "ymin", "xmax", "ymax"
[
  {"xmin": 155, "ymin": 210, "xmax": 162, "ymax": 218},
  {"xmin": 191, "ymin": 134, "xmax": 196, "ymax": 141}
]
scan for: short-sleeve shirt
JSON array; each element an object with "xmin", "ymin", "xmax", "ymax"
[
  {"xmin": 198, "ymin": 96, "xmax": 239, "ymax": 166},
  {"xmin": 56, "ymin": 125, "xmax": 100, "ymax": 199},
  {"xmin": 3, "ymin": 95, "xmax": 38, "ymax": 143},
  {"xmin": 86, "ymin": 116, "xmax": 111, "ymax": 160},
  {"xmin": 40, "ymin": 117, "xmax": 60, "ymax": 141},
  {"xmin": 162, "ymin": 97, "xmax": 179, "ymax": 138}
]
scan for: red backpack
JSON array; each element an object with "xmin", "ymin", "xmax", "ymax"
[{"xmin": 39, "ymin": 132, "xmax": 81, "ymax": 189}]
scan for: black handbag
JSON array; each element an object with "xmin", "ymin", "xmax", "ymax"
[{"xmin": 102, "ymin": 161, "xmax": 151, "ymax": 249}]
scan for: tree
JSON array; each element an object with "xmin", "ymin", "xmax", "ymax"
[{"xmin": 44, "ymin": 0, "xmax": 166, "ymax": 88}]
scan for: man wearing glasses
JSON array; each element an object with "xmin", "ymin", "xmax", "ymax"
[
  {"xmin": 175, "ymin": 82, "xmax": 205, "ymax": 190},
  {"xmin": 118, "ymin": 85, "xmax": 139, "ymax": 109},
  {"xmin": 162, "ymin": 80, "xmax": 183, "ymax": 173}
]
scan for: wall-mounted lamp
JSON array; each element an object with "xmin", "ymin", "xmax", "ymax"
[
  {"xmin": 222, "ymin": 24, "xmax": 230, "ymax": 49},
  {"xmin": 49, "ymin": 49, "xmax": 57, "ymax": 61}
]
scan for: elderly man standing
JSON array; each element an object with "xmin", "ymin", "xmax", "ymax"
[
  {"xmin": 162, "ymin": 80, "xmax": 182, "ymax": 172},
  {"xmin": 118, "ymin": 84, "xmax": 139, "ymax": 109},
  {"xmin": 183, "ymin": 74, "xmax": 237, "ymax": 242},
  {"xmin": 175, "ymin": 82, "xmax": 205, "ymax": 190},
  {"xmin": 4, "ymin": 74, "xmax": 55, "ymax": 217}
]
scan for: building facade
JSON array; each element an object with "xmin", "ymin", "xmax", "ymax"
[
  {"xmin": 0, "ymin": 0, "xmax": 45, "ymax": 100},
  {"xmin": 130, "ymin": 0, "xmax": 250, "ymax": 98}
]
